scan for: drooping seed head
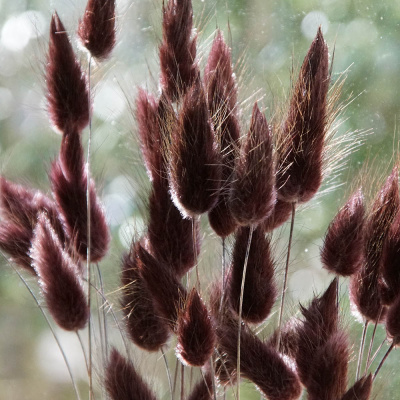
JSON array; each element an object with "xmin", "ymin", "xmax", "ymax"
[
  {"xmin": 120, "ymin": 243, "xmax": 170, "ymax": 351},
  {"xmin": 105, "ymin": 347, "xmax": 158, "ymax": 400},
  {"xmin": 159, "ymin": 0, "xmax": 198, "ymax": 101},
  {"xmin": 321, "ymin": 189, "xmax": 365, "ymax": 276},
  {"xmin": 169, "ymin": 77, "xmax": 221, "ymax": 217},
  {"xmin": 46, "ymin": 13, "xmax": 89, "ymax": 133},
  {"xmin": 276, "ymin": 27, "xmax": 329, "ymax": 203},
  {"xmin": 78, "ymin": 0, "xmax": 116, "ymax": 60},
  {"xmin": 31, "ymin": 214, "xmax": 89, "ymax": 331},
  {"xmin": 228, "ymin": 225, "xmax": 277, "ymax": 323},
  {"xmin": 230, "ymin": 103, "xmax": 276, "ymax": 225},
  {"xmin": 176, "ymin": 288, "xmax": 216, "ymax": 367},
  {"xmin": 341, "ymin": 374, "xmax": 373, "ymax": 400}
]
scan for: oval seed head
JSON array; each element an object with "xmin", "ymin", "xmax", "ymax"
[
  {"xmin": 321, "ymin": 189, "xmax": 365, "ymax": 276},
  {"xmin": 78, "ymin": 0, "xmax": 116, "ymax": 60},
  {"xmin": 159, "ymin": 0, "xmax": 198, "ymax": 101},
  {"xmin": 228, "ymin": 226, "xmax": 277, "ymax": 323},
  {"xmin": 176, "ymin": 288, "xmax": 216, "ymax": 367},
  {"xmin": 229, "ymin": 103, "xmax": 276, "ymax": 225},
  {"xmin": 350, "ymin": 166, "xmax": 400, "ymax": 322},
  {"xmin": 46, "ymin": 13, "xmax": 89, "ymax": 133},
  {"xmin": 169, "ymin": 77, "xmax": 222, "ymax": 217},
  {"xmin": 187, "ymin": 372, "xmax": 213, "ymax": 400},
  {"xmin": 385, "ymin": 293, "xmax": 400, "ymax": 345},
  {"xmin": 276, "ymin": 27, "xmax": 329, "ymax": 203},
  {"xmin": 105, "ymin": 347, "xmax": 158, "ymax": 400},
  {"xmin": 31, "ymin": 214, "xmax": 89, "ymax": 331},
  {"xmin": 120, "ymin": 243, "xmax": 170, "ymax": 351},
  {"xmin": 341, "ymin": 374, "xmax": 373, "ymax": 400},
  {"xmin": 261, "ymin": 199, "xmax": 293, "ymax": 232}
]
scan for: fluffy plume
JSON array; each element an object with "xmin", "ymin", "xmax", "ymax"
[
  {"xmin": 138, "ymin": 243, "xmax": 187, "ymax": 330},
  {"xmin": 169, "ymin": 77, "xmax": 221, "ymax": 217},
  {"xmin": 341, "ymin": 374, "xmax": 373, "ymax": 400},
  {"xmin": 31, "ymin": 214, "xmax": 89, "ymax": 331},
  {"xmin": 261, "ymin": 199, "xmax": 293, "ymax": 232},
  {"xmin": 159, "ymin": 0, "xmax": 198, "ymax": 100},
  {"xmin": 385, "ymin": 292, "xmax": 400, "ymax": 344},
  {"xmin": 295, "ymin": 279, "xmax": 338, "ymax": 386},
  {"xmin": 229, "ymin": 103, "xmax": 276, "ymax": 225},
  {"xmin": 228, "ymin": 226, "xmax": 277, "ymax": 323},
  {"xmin": 217, "ymin": 316, "xmax": 302, "ymax": 400},
  {"xmin": 78, "ymin": 0, "xmax": 116, "ymax": 60},
  {"xmin": 105, "ymin": 347, "xmax": 158, "ymax": 400},
  {"xmin": 206, "ymin": 30, "xmax": 240, "ymax": 237},
  {"xmin": 187, "ymin": 372, "xmax": 213, "ymax": 400},
  {"xmin": 50, "ymin": 127, "xmax": 110, "ymax": 262},
  {"xmin": 176, "ymin": 288, "xmax": 216, "ymax": 366},
  {"xmin": 350, "ymin": 166, "xmax": 400, "ymax": 322},
  {"xmin": 321, "ymin": 189, "xmax": 365, "ymax": 276},
  {"xmin": 46, "ymin": 13, "xmax": 89, "ymax": 133},
  {"xmin": 380, "ymin": 210, "xmax": 400, "ymax": 305},
  {"xmin": 120, "ymin": 244, "xmax": 170, "ymax": 351},
  {"xmin": 267, "ymin": 318, "xmax": 300, "ymax": 359},
  {"xmin": 306, "ymin": 331, "xmax": 349, "ymax": 400},
  {"xmin": 276, "ymin": 27, "xmax": 329, "ymax": 203}
]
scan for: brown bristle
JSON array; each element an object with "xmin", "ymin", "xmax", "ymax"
[
  {"xmin": 77, "ymin": 0, "xmax": 116, "ymax": 60},
  {"xmin": 341, "ymin": 374, "xmax": 373, "ymax": 400},
  {"xmin": 50, "ymin": 128, "xmax": 110, "ymax": 262},
  {"xmin": 138, "ymin": 243, "xmax": 187, "ymax": 330},
  {"xmin": 187, "ymin": 372, "xmax": 213, "ymax": 400},
  {"xmin": 105, "ymin": 347, "xmax": 158, "ymax": 400},
  {"xmin": 217, "ymin": 316, "xmax": 302, "ymax": 400},
  {"xmin": 206, "ymin": 30, "xmax": 240, "ymax": 237},
  {"xmin": 228, "ymin": 226, "xmax": 277, "ymax": 323},
  {"xmin": 31, "ymin": 214, "xmax": 89, "ymax": 331},
  {"xmin": 307, "ymin": 331, "xmax": 349, "ymax": 400},
  {"xmin": 350, "ymin": 166, "xmax": 399, "ymax": 322},
  {"xmin": 120, "ymin": 244, "xmax": 170, "ymax": 351},
  {"xmin": 0, "ymin": 222, "xmax": 34, "ymax": 273},
  {"xmin": 380, "ymin": 210, "xmax": 400, "ymax": 305},
  {"xmin": 176, "ymin": 288, "xmax": 216, "ymax": 366},
  {"xmin": 147, "ymin": 179, "xmax": 200, "ymax": 277},
  {"xmin": 321, "ymin": 189, "xmax": 365, "ymax": 276},
  {"xmin": 230, "ymin": 103, "xmax": 276, "ymax": 225},
  {"xmin": 385, "ymin": 292, "xmax": 400, "ymax": 345},
  {"xmin": 136, "ymin": 89, "xmax": 164, "ymax": 182},
  {"xmin": 276, "ymin": 27, "xmax": 329, "ymax": 203},
  {"xmin": 46, "ymin": 12, "xmax": 89, "ymax": 133},
  {"xmin": 159, "ymin": 0, "xmax": 198, "ymax": 101},
  {"xmin": 169, "ymin": 77, "xmax": 221, "ymax": 217},
  {"xmin": 295, "ymin": 279, "xmax": 338, "ymax": 386},
  {"xmin": 261, "ymin": 199, "xmax": 293, "ymax": 232}
]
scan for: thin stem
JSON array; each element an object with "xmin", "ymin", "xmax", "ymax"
[
  {"xmin": 161, "ymin": 347, "xmax": 173, "ymax": 400},
  {"xmin": 373, "ymin": 342, "xmax": 395, "ymax": 381},
  {"xmin": 95, "ymin": 264, "xmax": 109, "ymax": 360},
  {"xmin": 76, "ymin": 330, "xmax": 90, "ymax": 373},
  {"xmin": 14, "ymin": 268, "xmax": 81, "ymax": 400},
  {"xmin": 356, "ymin": 320, "xmax": 369, "ymax": 381},
  {"xmin": 219, "ymin": 237, "xmax": 227, "ymax": 315},
  {"xmin": 192, "ymin": 217, "xmax": 200, "ymax": 292},
  {"xmin": 209, "ymin": 356, "xmax": 217, "ymax": 400},
  {"xmin": 236, "ymin": 224, "xmax": 255, "ymax": 400},
  {"xmin": 181, "ymin": 363, "xmax": 185, "ymax": 400},
  {"xmin": 365, "ymin": 338, "xmax": 387, "ymax": 373},
  {"xmin": 172, "ymin": 357, "xmax": 179, "ymax": 399},
  {"xmin": 86, "ymin": 54, "xmax": 93, "ymax": 400},
  {"xmin": 276, "ymin": 202, "xmax": 296, "ymax": 351},
  {"xmin": 365, "ymin": 307, "xmax": 383, "ymax": 369}
]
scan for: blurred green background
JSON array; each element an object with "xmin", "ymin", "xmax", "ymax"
[{"xmin": 1, "ymin": 0, "xmax": 400, "ymax": 398}]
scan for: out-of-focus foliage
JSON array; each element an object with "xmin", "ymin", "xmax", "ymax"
[{"xmin": 1, "ymin": 0, "xmax": 400, "ymax": 399}]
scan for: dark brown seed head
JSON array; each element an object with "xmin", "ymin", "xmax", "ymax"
[
  {"xmin": 176, "ymin": 288, "xmax": 216, "ymax": 367},
  {"xmin": 138, "ymin": 243, "xmax": 187, "ymax": 330},
  {"xmin": 159, "ymin": 0, "xmax": 198, "ymax": 101},
  {"xmin": 228, "ymin": 225, "xmax": 277, "ymax": 323},
  {"xmin": 169, "ymin": 77, "xmax": 221, "ymax": 217},
  {"xmin": 321, "ymin": 189, "xmax": 365, "ymax": 276},
  {"xmin": 295, "ymin": 279, "xmax": 338, "ymax": 386},
  {"xmin": 230, "ymin": 103, "xmax": 276, "ymax": 225},
  {"xmin": 276, "ymin": 27, "xmax": 329, "ymax": 203},
  {"xmin": 31, "ymin": 214, "xmax": 89, "ymax": 331},
  {"xmin": 267, "ymin": 318, "xmax": 301, "ymax": 359},
  {"xmin": 385, "ymin": 292, "xmax": 400, "ymax": 345},
  {"xmin": 307, "ymin": 330, "xmax": 349, "ymax": 400},
  {"xmin": 46, "ymin": 13, "xmax": 89, "ymax": 133},
  {"xmin": 105, "ymin": 348, "xmax": 158, "ymax": 400},
  {"xmin": 187, "ymin": 372, "xmax": 213, "ymax": 400},
  {"xmin": 350, "ymin": 167, "xmax": 399, "ymax": 322},
  {"xmin": 78, "ymin": 0, "xmax": 116, "ymax": 60},
  {"xmin": 341, "ymin": 374, "xmax": 373, "ymax": 400},
  {"xmin": 120, "ymin": 244, "xmax": 170, "ymax": 351},
  {"xmin": 261, "ymin": 199, "xmax": 293, "ymax": 232}
]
